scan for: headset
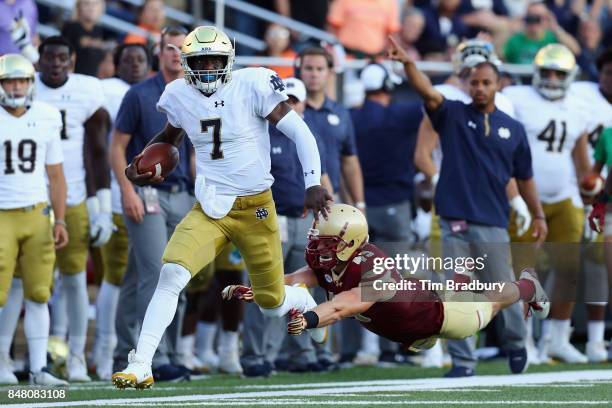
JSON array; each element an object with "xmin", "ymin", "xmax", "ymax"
[
  {"xmin": 361, "ymin": 62, "xmax": 395, "ymax": 93},
  {"xmin": 294, "ymin": 47, "xmax": 334, "ymax": 79}
]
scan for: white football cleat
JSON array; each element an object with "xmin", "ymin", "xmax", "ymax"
[
  {"xmin": 548, "ymin": 334, "xmax": 588, "ymax": 364},
  {"xmin": 0, "ymin": 354, "xmax": 18, "ymax": 385},
  {"xmin": 67, "ymin": 353, "xmax": 91, "ymax": 382},
  {"xmin": 421, "ymin": 341, "xmax": 444, "ymax": 368},
  {"xmin": 526, "ymin": 335, "xmax": 541, "ymax": 365},
  {"xmin": 218, "ymin": 350, "xmax": 243, "ymax": 374},
  {"xmin": 586, "ymin": 341, "xmax": 608, "ymax": 363},
  {"xmin": 519, "ymin": 268, "xmax": 550, "ymax": 319},
  {"xmin": 195, "ymin": 350, "xmax": 219, "ymax": 373},
  {"xmin": 30, "ymin": 368, "xmax": 68, "ymax": 386},
  {"xmin": 112, "ymin": 350, "xmax": 154, "ymax": 389},
  {"xmin": 353, "ymin": 351, "xmax": 378, "ymax": 366}
]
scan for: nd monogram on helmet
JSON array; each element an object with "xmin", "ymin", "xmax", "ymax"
[
  {"xmin": 0, "ymin": 54, "xmax": 35, "ymax": 109},
  {"xmin": 180, "ymin": 26, "xmax": 235, "ymax": 95}
]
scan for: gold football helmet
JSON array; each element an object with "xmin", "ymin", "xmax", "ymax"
[
  {"xmin": 305, "ymin": 204, "xmax": 369, "ymax": 270},
  {"xmin": 532, "ymin": 44, "xmax": 577, "ymax": 100},
  {"xmin": 0, "ymin": 53, "xmax": 35, "ymax": 108},
  {"xmin": 452, "ymin": 40, "xmax": 500, "ymax": 75},
  {"xmin": 181, "ymin": 26, "xmax": 234, "ymax": 94}
]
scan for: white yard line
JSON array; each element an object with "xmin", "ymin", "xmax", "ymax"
[{"xmin": 2, "ymin": 370, "xmax": 611, "ymax": 408}]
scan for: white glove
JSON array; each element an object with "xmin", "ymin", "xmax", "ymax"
[
  {"xmin": 431, "ymin": 173, "xmax": 439, "ymax": 188},
  {"xmin": 510, "ymin": 195, "xmax": 531, "ymax": 236},
  {"xmin": 87, "ymin": 189, "xmax": 115, "ymax": 247},
  {"xmin": 10, "ymin": 14, "xmax": 38, "ymax": 63},
  {"xmin": 583, "ymin": 205, "xmax": 597, "ymax": 242}
]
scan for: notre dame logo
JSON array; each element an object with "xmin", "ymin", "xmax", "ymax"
[
  {"xmin": 270, "ymin": 75, "xmax": 285, "ymax": 92},
  {"xmin": 255, "ymin": 207, "xmax": 269, "ymax": 220}
]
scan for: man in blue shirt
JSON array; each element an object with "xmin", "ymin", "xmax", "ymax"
[
  {"xmin": 300, "ymin": 47, "xmax": 365, "ymax": 209},
  {"xmin": 110, "ymin": 26, "xmax": 192, "ymax": 381},
  {"xmin": 241, "ymin": 78, "xmax": 332, "ymax": 376},
  {"xmin": 388, "ymin": 37, "xmax": 547, "ymax": 377},
  {"xmin": 349, "ymin": 63, "xmax": 421, "ymax": 365}
]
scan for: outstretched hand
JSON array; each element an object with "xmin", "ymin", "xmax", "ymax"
[
  {"xmin": 221, "ymin": 285, "xmax": 254, "ymax": 302},
  {"xmin": 387, "ymin": 36, "xmax": 412, "ymax": 65},
  {"xmin": 304, "ymin": 185, "xmax": 333, "ymax": 221}
]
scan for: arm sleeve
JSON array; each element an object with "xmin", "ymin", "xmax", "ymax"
[
  {"xmin": 156, "ymin": 87, "xmax": 182, "ymax": 128},
  {"xmin": 512, "ymin": 124, "xmax": 534, "ymax": 180},
  {"xmin": 46, "ymin": 111, "xmax": 64, "ymax": 165},
  {"xmin": 114, "ymin": 88, "xmax": 141, "ymax": 134},
  {"xmin": 314, "ymin": 131, "xmax": 327, "ymax": 174},
  {"xmin": 276, "ymin": 110, "xmax": 322, "ymax": 189},
  {"xmin": 253, "ymin": 68, "xmax": 289, "ymax": 118}
]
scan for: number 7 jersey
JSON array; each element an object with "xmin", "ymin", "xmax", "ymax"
[
  {"xmin": 157, "ymin": 67, "xmax": 287, "ymax": 218},
  {"xmin": 0, "ymin": 101, "xmax": 63, "ymax": 209},
  {"xmin": 502, "ymin": 85, "xmax": 590, "ymax": 204}
]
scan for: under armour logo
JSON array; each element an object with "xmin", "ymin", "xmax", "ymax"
[
  {"xmin": 61, "ymin": 94, "xmax": 70, "ymax": 101},
  {"xmin": 303, "ymin": 170, "xmax": 315, "ymax": 176},
  {"xmin": 270, "ymin": 75, "xmax": 285, "ymax": 92},
  {"xmin": 255, "ymin": 207, "xmax": 269, "ymax": 220},
  {"xmin": 272, "ymin": 146, "xmax": 282, "ymax": 154},
  {"xmin": 215, "ymin": 101, "xmax": 225, "ymax": 108},
  {"xmin": 468, "ymin": 121, "xmax": 477, "ymax": 129}
]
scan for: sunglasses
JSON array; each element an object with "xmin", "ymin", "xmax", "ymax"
[
  {"xmin": 524, "ymin": 15, "xmax": 543, "ymax": 24},
  {"xmin": 161, "ymin": 25, "xmax": 189, "ymax": 36}
]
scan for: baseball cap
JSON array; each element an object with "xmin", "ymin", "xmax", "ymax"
[
  {"xmin": 284, "ymin": 77, "xmax": 306, "ymax": 102},
  {"xmin": 360, "ymin": 63, "xmax": 401, "ymax": 92}
]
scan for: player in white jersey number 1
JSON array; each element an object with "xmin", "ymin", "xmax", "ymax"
[{"xmin": 112, "ymin": 26, "xmax": 332, "ymax": 389}]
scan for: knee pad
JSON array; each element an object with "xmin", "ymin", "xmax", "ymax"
[
  {"xmin": 158, "ymin": 263, "xmax": 192, "ymax": 296},
  {"xmin": 25, "ymin": 286, "xmax": 51, "ymax": 304}
]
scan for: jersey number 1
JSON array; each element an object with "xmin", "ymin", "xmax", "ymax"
[
  {"xmin": 201, "ymin": 119, "xmax": 223, "ymax": 160},
  {"xmin": 537, "ymin": 120, "xmax": 567, "ymax": 152},
  {"xmin": 3, "ymin": 139, "xmax": 37, "ymax": 175}
]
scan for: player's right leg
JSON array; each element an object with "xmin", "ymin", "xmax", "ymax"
[
  {"xmin": 96, "ymin": 213, "xmax": 129, "ymax": 380},
  {"xmin": 55, "ymin": 201, "xmax": 92, "ymax": 382},
  {"xmin": 112, "ymin": 203, "xmax": 229, "ymax": 389}
]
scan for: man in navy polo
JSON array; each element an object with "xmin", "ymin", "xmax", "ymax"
[
  {"xmin": 110, "ymin": 26, "xmax": 192, "ymax": 381},
  {"xmin": 388, "ymin": 37, "xmax": 548, "ymax": 377},
  {"xmin": 299, "ymin": 47, "xmax": 365, "ymax": 209},
  {"xmin": 349, "ymin": 62, "xmax": 422, "ymax": 365},
  {"xmin": 241, "ymin": 78, "xmax": 332, "ymax": 377}
]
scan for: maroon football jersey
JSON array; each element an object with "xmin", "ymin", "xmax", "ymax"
[{"xmin": 309, "ymin": 243, "xmax": 444, "ymax": 346}]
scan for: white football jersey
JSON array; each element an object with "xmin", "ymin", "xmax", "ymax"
[
  {"xmin": 0, "ymin": 102, "xmax": 63, "ymax": 209},
  {"xmin": 102, "ymin": 77, "xmax": 130, "ymax": 214},
  {"xmin": 35, "ymin": 73, "xmax": 105, "ymax": 206},
  {"xmin": 157, "ymin": 67, "xmax": 287, "ymax": 218},
  {"xmin": 503, "ymin": 85, "xmax": 591, "ymax": 204},
  {"xmin": 431, "ymin": 84, "xmax": 516, "ymax": 169},
  {"xmin": 569, "ymin": 81, "xmax": 612, "ymax": 161}
]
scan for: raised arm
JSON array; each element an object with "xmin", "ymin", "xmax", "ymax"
[{"xmin": 387, "ymin": 36, "xmax": 444, "ymax": 111}]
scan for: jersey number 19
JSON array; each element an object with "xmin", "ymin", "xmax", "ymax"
[{"xmin": 3, "ymin": 139, "xmax": 37, "ymax": 175}]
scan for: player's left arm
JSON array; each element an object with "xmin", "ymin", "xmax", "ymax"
[
  {"xmin": 47, "ymin": 163, "xmax": 69, "ymax": 249},
  {"xmin": 288, "ymin": 287, "xmax": 374, "ymax": 334},
  {"xmin": 84, "ymin": 107, "xmax": 111, "ymax": 196},
  {"xmin": 572, "ymin": 132, "xmax": 591, "ymax": 183},
  {"xmin": 267, "ymin": 102, "xmax": 333, "ymax": 220}
]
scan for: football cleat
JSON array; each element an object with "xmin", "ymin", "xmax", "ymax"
[
  {"xmin": 0, "ymin": 353, "xmax": 18, "ymax": 385},
  {"xmin": 195, "ymin": 350, "xmax": 219, "ymax": 373},
  {"xmin": 420, "ymin": 341, "xmax": 444, "ymax": 368},
  {"xmin": 30, "ymin": 368, "xmax": 68, "ymax": 386},
  {"xmin": 218, "ymin": 350, "xmax": 243, "ymax": 375},
  {"xmin": 586, "ymin": 341, "xmax": 608, "ymax": 363},
  {"xmin": 112, "ymin": 350, "xmax": 154, "ymax": 389},
  {"xmin": 548, "ymin": 326, "xmax": 587, "ymax": 364},
  {"xmin": 353, "ymin": 351, "xmax": 378, "ymax": 366},
  {"xmin": 67, "ymin": 353, "xmax": 91, "ymax": 382},
  {"xmin": 519, "ymin": 268, "xmax": 550, "ymax": 319}
]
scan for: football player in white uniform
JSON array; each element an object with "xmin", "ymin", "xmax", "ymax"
[
  {"xmin": 35, "ymin": 36, "xmax": 111, "ymax": 382},
  {"xmin": 503, "ymin": 44, "xmax": 591, "ymax": 364},
  {"xmin": 93, "ymin": 43, "xmax": 151, "ymax": 380},
  {"xmin": 0, "ymin": 54, "xmax": 68, "ymax": 386},
  {"xmin": 112, "ymin": 26, "xmax": 331, "ymax": 389},
  {"xmin": 576, "ymin": 48, "xmax": 612, "ymax": 362}
]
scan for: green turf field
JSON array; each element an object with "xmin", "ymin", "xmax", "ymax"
[{"xmin": 1, "ymin": 361, "xmax": 611, "ymax": 407}]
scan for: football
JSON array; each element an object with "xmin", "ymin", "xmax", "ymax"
[
  {"xmin": 136, "ymin": 143, "xmax": 180, "ymax": 178},
  {"xmin": 580, "ymin": 173, "xmax": 605, "ymax": 196}
]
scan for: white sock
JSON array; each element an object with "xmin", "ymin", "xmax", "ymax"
[
  {"xmin": 550, "ymin": 319, "xmax": 571, "ymax": 343},
  {"xmin": 0, "ymin": 279, "xmax": 24, "ymax": 355},
  {"xmin": 136, "ymin": 263, "xmax": 191, "ymax": 364},
  {"xmin": 24, "ymin": 300, "xmax": 50, "ymax": 373},
  {"xmin": 62, "ymin": 272, "xmax": 89, "ymax": 354},
  {"xmin": 259, "ymin": 285, "xmax": 314, "ymax": 318},
  {"xmin": 218, "ymin": 330, "xmax": 238, "ymax": 354},
  {"xmin": 587, "ymin": 321, "xmax": 605, "ymax": 343},
  {"xmin": 180, "ymin": 335, "xmax": 195, "ymax": 356},
  {"xmin": 195, "ymin": 321, "xmax": 217, "ymax": 355},
  {"xmin": 360, "ymin": 327, "xmax": 380, "ymax": 355},
  {"xmin": 95, "ymin": 281, "xmax": 119, "ymax": 354},
  {"xmin": 50, "ymin": 274, "xmax": 68, "ymax": 339}
]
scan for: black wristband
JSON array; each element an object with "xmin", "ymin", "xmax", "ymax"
[
  {"xmin": 596, "ymin": 192, "xmax": 610, "ymax": 204},
  {"xmin": 303, "ymin": 311, "xmax": 319, "ymax": 329}
]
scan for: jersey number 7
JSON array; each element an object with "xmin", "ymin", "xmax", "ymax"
[{"xmin": 201, "ymin": 119, "xmax": 223, "ymax": 160}]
